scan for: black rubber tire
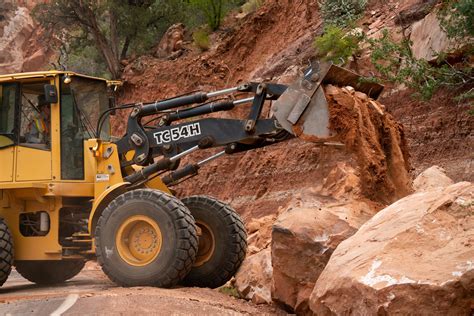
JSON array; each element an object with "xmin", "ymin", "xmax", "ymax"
[
  {"xmin": 0, "ymin": 218, "xmax": 13, "ymax": 287},
  {"xmin": 181, "ymin": 195, "xmax": 247, "ymax": 288},
  {"xmin": 15, "ymin": 260, "xmax": 85, "ymax": 285},
  {"xmin": 95, "ymin": 189, "xmax": 198, "ymax": 287}
]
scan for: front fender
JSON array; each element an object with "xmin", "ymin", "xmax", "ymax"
[{"xmin": 88, "ymin": 182, "xmax": 129, "ymax": 234}]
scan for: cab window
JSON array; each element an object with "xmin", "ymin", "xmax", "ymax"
[
  {"xmin": 0, "ymin": 83, "xmax": 18, "ymax": 147},
  {"xmin": 19, "ymin": 81, "xmax": 52, "ymax": 149}
]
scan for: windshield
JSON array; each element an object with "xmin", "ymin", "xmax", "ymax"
[
  {"xmin": 61, "ymin": 76, "xmax": 110, "ymax": 139},
  {"xmin": 60, "ymin": 76, "xmax": 111, "ymax": 180}
]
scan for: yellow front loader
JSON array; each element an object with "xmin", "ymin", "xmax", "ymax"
[{"xmin": 0, "ymin": 64, "xmax": 382, "ymax": 288}]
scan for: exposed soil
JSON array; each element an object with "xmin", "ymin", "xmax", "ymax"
[
  {"xmin": 325, "ymin": 85, "xmax": 412, "ymax": 203},
  {"xmin": 115, "ymin": 1, "xmax": 419, "ymax": 220},
  {"xmin": 382, "ymin": 87, "xmax": 473, "ymax": 182}
]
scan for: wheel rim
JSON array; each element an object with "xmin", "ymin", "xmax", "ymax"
[
  {"xmin": 115, "ymin": 215, "xmax": 163, "ymax": 267},
  {"xmin": 194, "ymin": 221, "xmax": 215, "ymax": 267}
]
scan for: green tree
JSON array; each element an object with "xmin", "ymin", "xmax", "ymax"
[
  {"xmin": 367, "ymin": 29, "xmax": 473, "ymax": 100},
  {"xmin": 438, "ymin": 0, "xmax": 474, "ymax": 40},
  {"xmin": 314, "ymin": 25, "xmax": 362, "ymax": 65},
  {"xmin": 190, "ymin": 0, "xmax": 239, "ymax": 30},
  {"xmin": 320, "ymin": 0, "xmax": 367, "ymax": 27},
  {"xmin": 34, "ymin": 0, "xmax": 186, "ymax": 78}
]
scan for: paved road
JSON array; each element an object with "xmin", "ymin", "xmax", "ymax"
[{"xmin": 0, "ymin": 266, "xmax": 282, "ymax": 315}]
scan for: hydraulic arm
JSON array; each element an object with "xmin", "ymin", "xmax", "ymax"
[{"xmin": 112, "ymin": 62, "xmax": 383, "ymax": 187}]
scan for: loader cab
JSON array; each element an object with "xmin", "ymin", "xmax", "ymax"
[{"xmin": 0, "ymin": 71, "xmax": 117, "ymax": 184}]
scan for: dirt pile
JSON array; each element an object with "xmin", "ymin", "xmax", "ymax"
[
  {"xmin": 325, "ymin": 85, "xmax": 412, "ymax": 203},
  {"xmin": 120, "ymin": 0, "xmax": 322, "ymax": 106}
]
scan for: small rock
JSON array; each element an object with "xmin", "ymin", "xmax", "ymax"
[
  {"xmin": 234, "ymin": 248, "xmax": 273, "ymax": 305},
  {"xmin": 343, "ymin": 86, "xmax": 355, "ymax": 94},
  {"xmin": 324, "ymin": 84, "xmax": 339, "ymax": 96},
  {"xmin": 413, "ymin": 165, "xmax": 454, "ymax": 192},
  {"xmin": 155, "ymin": 23, "xmax": 185, "ymax": 58},
  {"xmin": 369, "ymin": 100, "xmax": 384, "ymax": 115}
]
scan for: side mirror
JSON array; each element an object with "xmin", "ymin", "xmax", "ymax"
[{"xmin": 44, "ymin": 84, "xmax": 58, "ymax": 104}]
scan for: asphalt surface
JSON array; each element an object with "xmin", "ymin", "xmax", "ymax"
[{"xmin": 0, "ymin": 266, "xmax": 281, "ymax": 315}]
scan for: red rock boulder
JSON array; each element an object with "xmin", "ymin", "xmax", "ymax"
[
  {"xmin": 271, "ymin": 192, "xmax": 378, "ymax": 313},
  {"xmin": 234, "ymin": 248, "xmax": 273, "ymax": 304},
  {"xmin": 310, "ymin": 182, "xmax": 474, "ymax": 315}
]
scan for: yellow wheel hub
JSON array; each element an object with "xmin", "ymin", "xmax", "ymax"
[
  {"xmin": 194, "ymin": 221, "xmax": 215, "ymax": 267},
  {"xmin": 115, "ymin": 215, "xmax": 162, "ymax": 267}
]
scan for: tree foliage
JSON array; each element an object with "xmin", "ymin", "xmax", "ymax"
[
  {"xmin": 314, "ymin": 25, "xmax": 362, "ymax": 65},
  {"xmin": 367, "ymin": 30, "xmax": 473, "ymax": 100},
  {"xmin": 34, "ymin": 0, "xmax": 187, "ymax": 79},
  {"xmin": 320, "ymin": 0, "xmax": 367, "ymax": 27},
  {"xmin": 437, "ymin": 0, "xmax": 474, "ymax": 40},
  {"xmin": 190, "ymin": 0, "xmax": 241, "ymax": 31}
]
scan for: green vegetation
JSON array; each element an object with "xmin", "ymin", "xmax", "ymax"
[
  {"xmin": 193, "ymin": 29, "xmax": 211, "ymax": 51},
  {"xmin": 320, "ymin": 0, "xmax": 367, "ymax": 27},
  {"xmin": 242, "ymin": 0, "xmax": 264, "ymax": 14},
  {"xmin": 314, "ymin": 25, "xmax": 362, "ymax": 65},
  {"xmin": 33, "ymin": 0, "xmax": 245, "ymax": 78},
  {"xmin": 437, "ymin": 0, "xmax": 474, "ymax": 40},
  {"xmin": 190, "ymin": 0, "xmax": 243, "ymax": 30},
  {"xmin": 367, "ymin": 30, "xmax": 472, "ymax": 100},
  {"xmin": 218, "ymin": 285, "xmax": 241, "ymax": 298},
  {"xmin": 366, "ymin": 0, "xmax": 473, "ymax": 101},
  {"xmin": 34, "ymin": 0, "xmax": 187, "ymax": 79},
  {"xmin": 314, "ymin": 0, "xmax": 473, "ymax": 102}
]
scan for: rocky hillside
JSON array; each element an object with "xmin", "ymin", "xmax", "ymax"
[
  {"xmin": 0, "ymin": 0, "xmax": 53, "ymax": 73},
  {"xmin": 0, "ymin": 0, "xmax": 472, "ymax": 314},
  {"xmin": 0, "ymin": 1, "xmax": 471, "ymax": 184}
]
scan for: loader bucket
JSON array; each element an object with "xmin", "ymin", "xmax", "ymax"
[{"xmin": 271, "ymin": 62, "xmax": 383, "ymax": 143}]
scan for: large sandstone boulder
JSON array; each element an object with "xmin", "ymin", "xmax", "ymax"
[
  {"xmin": 413, "ymin": 165, "xmax": 454, "ymax": 192},
  {"xmin": 271, "ymin": 194, "xmax": 378, "ymax": 313},
  {"xmin": 234, "ymin": 248, "xmax": 273, "ymax": 304},
  {"xmin": 310, "ymin": 182, "xmax": 474, "ymax": 315},
  {"xmin": 410, "ymin": 11, "xmax": 457, "ymax": 61}
]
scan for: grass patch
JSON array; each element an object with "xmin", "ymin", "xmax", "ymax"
[
  {"xmin": 193, "ymin": 29, "xmax": 211, "ymax": 51},
  {"xmin": 218, "ymin": 284, "xmax": 241, "ymax": 298}
]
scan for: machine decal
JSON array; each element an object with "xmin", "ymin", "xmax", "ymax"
[
  {"xmin": 153, "ymin": 123, "xmax": 201, "ymax": 145},
  {"xmin": 95, "ymin": 174, "xmax": 110, "ymax": 182}
]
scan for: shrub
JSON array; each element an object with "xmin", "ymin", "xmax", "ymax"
[
  {"xmin": 320, "ymin": 0, "xmax": 367, "ymax": 27},
  {"xmin": 438, "ymin": 0, "xmax": 474, "ymax": 40},
  {"xmin": 367, "ymin": 29, "xmax": 473, "ymax": 100},
  {"xmin": 190, "ymin": 0, "xmax": 240, "ymax": 30},
  {"xmin": 242, "ymin": 0, "xmax": 263, "ymax": 14},
  {"xmin": 314, "ymin": 25, "xmax": 362, "ymax": 65},
  {"xmin": 193, "ymin": 29, "xmax": 211, "ymax": 51}
]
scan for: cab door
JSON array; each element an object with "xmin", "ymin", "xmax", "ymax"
[
  {"xmin": 0, "ymin": 83, "xmax": 18, "ymax": 182},
  {"xmin": 15, "ymin": 80, "xmax": 52, "ymax": 181}
]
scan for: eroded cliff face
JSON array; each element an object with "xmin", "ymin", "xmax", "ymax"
[{"xmin": 0, "ymin": 0, "xmax": 53, "ymax": 74}]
